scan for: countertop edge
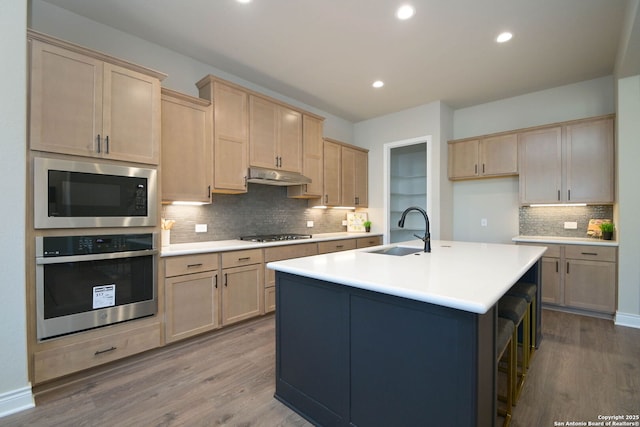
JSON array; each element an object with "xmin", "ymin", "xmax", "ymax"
[
  {"xmin": 512, "ymin": 235, "xmax": 618, "ymax": 247},
  {"xmin": 161, "ymin": 232, "xmax": 384, "ymax": 257}
]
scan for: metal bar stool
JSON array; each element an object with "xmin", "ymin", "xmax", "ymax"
[
  {"xmin": 498, "ymin": 294, "xmax": 530, "ymax": 404},
  {"xmin": 506, "ymin": 281, "xmax": 537, "ymax": 368},
  {"xmin": 496, "ymin": 317, "xmax": 515, "ymax": 427}
]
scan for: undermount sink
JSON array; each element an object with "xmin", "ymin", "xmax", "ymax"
[{"xmin": 368, "ymin": 246, "xmax": 423, "ymax": 256}]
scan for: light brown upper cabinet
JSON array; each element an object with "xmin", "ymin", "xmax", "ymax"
[
  {"xmin": 249, "ymin": 95, "xmax": 302, "ymax": 173},
  {"xmin": 197, "ymin": 76, "xmax": 249, "ymax": 194},
  {"xmin": 321, "ymin": 138, "xmax": 369, "ymax": 207},
  {"xmin": 29, "ymin": 32, "xmax": 164, "ymax": 165},
  {"xmin": 161, "ymin": 88, "xmax": 213, "ymax": 203},
  {"xmin": 287, "ymin": 115, "xmax": 325, "ymax": 199},
  {"xmin": 323, "ymin": 139, "xmax": 342, "ymax": 206},
  {"xmin": 448, "ymin": 134, "xmax": 518, "ymax": 180},
  {"xmin": 341, "ymin": 145, "xmax": 368, "ymax": 207},
  {"xmin": 519, "ymin": 115, "xmax": 614, "ymax": 204}
]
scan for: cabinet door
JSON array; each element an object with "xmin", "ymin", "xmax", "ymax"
[
  {"xmin": 323, "ymin": 140, "xmax": 342, "ymax": 205},
  {"xmin": 448, "ymin": 140, "xmax": 479, "ymax": 179},
  {"xmin": 299, "ymin": 115, "xmax": 324, "ymax": 197},
  {"xmin": 29, "ymin": 40, "xmax": 103, "ymax": 157},
  {"xmin": 540, "ymin": 256, "xmax": 562, "ymax": 305},
  {"xmin": 564, "ymin": 260, "xmax": 616, "ymax": 314},
  {"xmin": 341, "ymin": 147, "xmax": 357, "ymax": 206},
  {"xmin": 481, "ymin": 134, "xmax": 518, "ymax": 176},
  {"xmin": 565, "ymin": 118, "xmax": 614, "ymax": 203},
  {"xmin": 214, "ymin": 82, "xmax": 249, "ymax": 193},
  {"xmin": 165, "ymin": 270, "xmax": 219, "ymax": 343},
  {"xmin": 278, "ymin": 107, "xmax": 302, "ymax": 172},
  {"xmin": 103, "ymin": 63, "xmax": 160, "ymax": 164},
  {"xmin": 519, "ymin": 127, "xmax": 562, "ymax": 204},
  {"xmin": 249, "ymin": 95, "xmax": 278, "ymax": 169},
  {"xmin": 222, "ymin": 264, "xmax": 263, "ymax": 325},
  {"xmin": 161, "ymin": 91, "xmax": 213, "ymax": 203},
  {"xmin": 354, "ymin": 149, "xmax": 368, "ymax": 207}
]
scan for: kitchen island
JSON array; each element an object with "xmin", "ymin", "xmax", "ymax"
[{"xmin": 268, "ymin": 240, "xmax": 546, "ymax": 427}]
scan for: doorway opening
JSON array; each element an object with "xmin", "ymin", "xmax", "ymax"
[{"xmin": 384, "ymin": 136, "xmax": 432, "ymax": 243}]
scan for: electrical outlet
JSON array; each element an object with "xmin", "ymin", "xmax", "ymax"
[
  {"xmin": 195, "ymin": 224, "xmax": 207, "ymax": 233},
  {"xmin": 307, "ymin": 221, "xmax": 314, "ymax": 228},
  {"xmin": 342, "ymin": 220, "xmax": 348, "ymax": 226},
  {"xmin": 481, "ymin": 218, "xmax": 488, "ymax": 227},
  {"xmin": 564, "ymin": 221, "xmax": 578, "ymax": 229}
]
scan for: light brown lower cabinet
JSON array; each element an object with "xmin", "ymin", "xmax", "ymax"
[
  {"xmin": 221, "ymin": 249, "xmax": 264, "ymax": 325},
  {"xmin": 264, "ymin": 242, "xmax": 319, "ymax": 313},
  {"xmin": 356, "ymin": 235, "xmax": 382, "ymax": 248},
  {"xmin": 525, "ymin": 243, "xmax": 617, "ymax": 315},
  {"xmin": 164, "ymin": 253, "xmax": 220, "ymax": 343},
  {"xmin": 165, "ymin": 271, "xmax": 220, "ymax": 343},
  {"xmin": 33, "ymin": 322, "xmax": 160, "ymax": 384},
  {"xmin": 318, "ymin": 238, "xmax": 357, "ymax": 254}
]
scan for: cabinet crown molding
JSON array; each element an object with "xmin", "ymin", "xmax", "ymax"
[{"xmin": 27, "ymin": 29, "xmax": 167, "ymax": 81}]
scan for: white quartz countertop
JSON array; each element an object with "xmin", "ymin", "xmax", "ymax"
[
  {"xmin": 512, "ymin": 235, "xmax": 618, "ymax": 246},
  {"xmin": 268, "ymin": 240, "xmax": 547, "ymax": 314},
  {"xmin": 161, "ymin": 232, "xmax": 382, "ymax": 257}
]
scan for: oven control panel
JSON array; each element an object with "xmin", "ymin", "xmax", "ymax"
[{"xmin": 41, "ymin": 233, "xmax": 154, "ymax": 257}]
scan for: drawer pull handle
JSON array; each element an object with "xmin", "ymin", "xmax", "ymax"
[
  {"xmin": 556, "ymin": 260, "xmax": 559, "ymax": 273},
  {"xmin": 581, "ymin": 252, "xmax": 598, "ymax": 256},
  {"xmin": 336, "ymin": 245, "xmax": 344, "ymax": 248},
  {"xmin": 238, "ymin": 257, "xmax": 251, "ymax": 261},
  {"xmin": 215, "ymin": 274, "xmax": 218, "ymax": 288},
  {"xmin": 187, "ymin": 263, "xmax": 203, "ymax": 268},
  {"xmin": 95, "ymin": 346, "xmax": 117, "ymax": 356}
]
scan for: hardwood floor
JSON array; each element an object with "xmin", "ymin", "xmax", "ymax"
[{"xmin": 3, "ymin": 309, "xmax": 639, "ymax": 426}]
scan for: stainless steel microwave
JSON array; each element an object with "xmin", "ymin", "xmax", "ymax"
[{"xmin": 34, "ymin": 157, "xmax": 157, "ymax": 229}]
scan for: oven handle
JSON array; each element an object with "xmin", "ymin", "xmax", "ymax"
[{"xmin": 36, "ymin": 249, "xmax": 158, "ymax": 265}]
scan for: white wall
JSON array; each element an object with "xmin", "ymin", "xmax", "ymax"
[
  {"xmin": 451, "ymin": 77, "xmax": 616, "ymax": 244},
  {"xmin": 616, "ymin": 75, "xmax": 640, "ymax": 326},
  {"xmin": 29, "ymin": 0, "xmax": 354, "ymax": 143},
  {"xmin": 0, "ymin": 0, "xmax": 34, "ymax": 418},
  {"xmin": 354, "ymin": 101, "xmax": 453, "ymax": 241}
]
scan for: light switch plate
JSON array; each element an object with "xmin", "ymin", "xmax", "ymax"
[
  {"xmin": 306, "ymin": 221, "xmax": 314, "ymax": 228},
  {"xmin": 564, "ymin": 221, "xmax": 578, "ymax": 229},
  {"xmin": 195, "ymin": 224, "xmax": 207, "ymax": 233}
]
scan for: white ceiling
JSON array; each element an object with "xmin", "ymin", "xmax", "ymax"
[{"xmin": 41, "ymin": 0, "xmax": 632, "ymax": 122}]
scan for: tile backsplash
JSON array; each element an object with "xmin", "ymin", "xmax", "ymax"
[
  {"xmin": 163, "ymin": 184, "xmax": 350, "ymax": 243},
  {"xmin": 519, "ymin": 205, "xmax": 613, "ymax": 238}
]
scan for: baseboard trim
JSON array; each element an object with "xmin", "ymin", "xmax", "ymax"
[
  {"xmin": 0, "ymin": 385, "xmax": 35, "ymax": 418},
  {"xmin": 615, "ymin": 311, "xmax": 640, "ymax": 329}
]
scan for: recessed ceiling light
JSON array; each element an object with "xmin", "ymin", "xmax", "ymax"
[
  {"xmin": 396, "ymin": 5, "xmax": 415, "ymax": 20},
  {"xmin": 372, "ymin": 80, "xmax": 384, "ymax": 88},
  {"xmin": 236, "ymin": 0, "xmax": 252, "ymax": 3},
  {"xmin": 496, "ymin": 32, "xmax": 513, "ymax": 43}
]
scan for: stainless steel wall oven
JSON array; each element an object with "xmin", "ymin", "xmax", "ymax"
[
  {"xmin": 35, "ymin": 233, "xmax": 157, "ymax": 340},
  {"xmin": 33, "ymin": 156, "xmax": 157, "ymax": 229}
]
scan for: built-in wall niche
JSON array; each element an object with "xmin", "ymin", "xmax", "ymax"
[
  {"xmin": 389, "ymin": 142, "xmax": 427, "ymax": 243},
  {"xmin": 163, "ymin": 184, "xmax": 348, "ymax": 243},
  {"xmin": 519, "ymin": 205, "xmax": 614, "ymax": 238}
]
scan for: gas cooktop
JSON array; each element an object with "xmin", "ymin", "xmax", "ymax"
[{"xmin": 240, "ymin": 233, "xmax": 313, "ymax": 243}]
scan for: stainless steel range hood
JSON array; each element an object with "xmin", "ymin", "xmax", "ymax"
[{"xmin": 246, "ymin": 167, "xmax": 312, "ymax": 186}]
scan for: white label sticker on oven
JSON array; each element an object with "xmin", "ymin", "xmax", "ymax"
[{"xmin": 93, "ymin": 284, "xmax": 116, "ymax": 309}]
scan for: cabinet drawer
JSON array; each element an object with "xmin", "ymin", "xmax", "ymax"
[
  {"xmin": 318, "ymin": 239, "xmax": 357, "ymax": 254},
  {"xmin": 356, "ymin": 236, "xmax": 382, "ymax": 248},
  {"xmin": 33, "ymin": 323, "xmax": 160, "ymax": 383},
  {"xmin": 264, "ymin": 242, "xmax": 318, "ymax": 262},
  {"xmin": 165, "ymin": 253, "xmax": 219, "ymax": 277},
  {"xmin": 565, "ymin": 245, "xmax": 616, "ymax": 262},
  {"xmin": 520, "ymin": 242, "xmax": 561, "ymax": 258},
  {"xmin": 221, "ymin": 248, "xmax": 263, "ymax": 268}
]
